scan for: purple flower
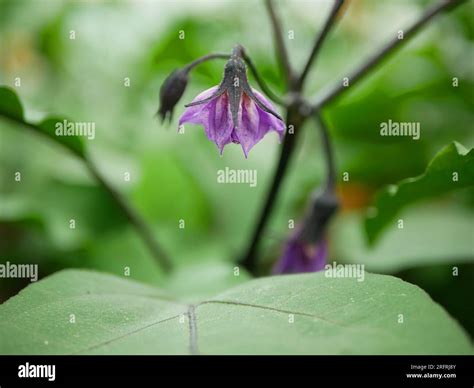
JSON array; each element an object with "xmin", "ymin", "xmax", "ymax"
[
  {"xmin": 273, "ymin": 234, "xmax": 328, "ymax": 275},
  {"xmin": 179, "ymin": 46, "xmax": 285, "ymax": 157}
]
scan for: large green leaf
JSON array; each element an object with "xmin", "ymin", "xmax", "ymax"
[
  {"xmin": 0, "ymin": 269, "xmax": 470, "ymax": 355},
  {"xmin": 365, "ymin": 142, "xmax": 474, "ymax": 244},
  {"xmin": 164, "ymin": 261, "xmax": 250, "ymax": 302}
]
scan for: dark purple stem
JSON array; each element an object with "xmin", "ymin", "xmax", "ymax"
[
  {"xmin": 297, "ymin": 0, "xmax": 346, "ymax": 90},
  {"xmin": 265, "ymin": 0, "xmax": 295, "ymax": 86},
  {"xmin": 310, "ymin": 0, "xmax": 466, "ymax": 110}
]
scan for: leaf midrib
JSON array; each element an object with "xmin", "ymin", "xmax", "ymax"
[
  {"xmin": 74, "ymin": 299, "xmax": 352, "ymax": 354},
  {"xmin": 2, "ymin": 294, "xmax": 355, "ymax": 354}
]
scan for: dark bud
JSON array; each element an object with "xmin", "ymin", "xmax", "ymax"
[
  {"xmin": 157, "ymin": 68, "xmax": 189, "ymax": 123},
  {"xmin": 298, "ymin": 188, "xmax": 339, "ymax": 244}
]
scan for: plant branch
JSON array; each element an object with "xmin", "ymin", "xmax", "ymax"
[
  {"xmin": 183, "ymin": 53, "xmax": 229, "ymax": 72},
  {"xmin": 240, "ymin": 0, "xmax": 466, "ymax": 275},
  {"xmin": 265, "ymin": 0, "xmax": 295, "ymax": 86},
  {"xmin": 313, "ymin": 112, "xmax": 336, "ymax": 190},
  {"xmin": 297, "ymin": 0, "xmax": 346, "ymax": 90},
  {"xmin": 84, "ymin": 158, "xmax": 172, "ymax": 272},
  {"xmin": 240, "ymin": 106, "xmax": 304, "ymax": 273},
  {"xmin": 310, "ymin": 0, "xmax": 466, "ymax": 110},
  {"xmin": 242, "ymin": 52, "xmax": 286, "ymax": 106},
  {"xmin": 1, "ymin": 114, "xmax": 173, "ymax": 273}
]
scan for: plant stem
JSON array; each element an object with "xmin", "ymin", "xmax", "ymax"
[
  {"xmin": 242, "ymin": 53, "xmax": 286, "ymax": 106},
  {"xmin": 240, "ymin": 105, "xmax": 304, "ymax": 273},
  {"xmin": 297, "ymin": 0, "xmax": 346, "ymax": 90},
  {"xmin": 183, "ymin": 49, "xmax": 287, "ymax": 106},
  {"xmin": 265, "ymin": 0, "xmax": 295, "ymax": 86},
  {"xmin": 1, "ymin": 114, "xmax": 173, "ymax": 273},
  {"xmin": 313, "ymin": 112, "xmax": 336, "ymax": 190},
  {"xmin": 183, "ymin": 53, "xmax": 229, "ymax": 72},
  {"xmin": 241, "ymin": 0, "xmax": 466, "ymax": 274},
  {"xmin": 311, "ymin": 0, "xmax": 466, "ymax": 110}
]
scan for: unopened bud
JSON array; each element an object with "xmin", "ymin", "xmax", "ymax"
[
  {"xmin": 298, "ymin": 188, "xmax": 339, "ymax": 244},
  {"xmin": 157, "ymin": 68, "xmax": 189, "ymax": 123}
]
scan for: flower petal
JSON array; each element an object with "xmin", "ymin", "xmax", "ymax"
[
  {"xmin": 253, "ymin": 89, "xmax": 285, "ymax": 140},
  {"xmin": 179, "ymin": 86, "xmax": 219, "ymax": 126},
  {"xmin": 233, "ymin": 93, "xmax": 260, "ymax": 157},
  {"xmin": 273, "ymin": 236, "xmax": 327, "ymax": 274},
  {"xmin": 179, "ymin": 87, "xmax": 234, "ymax": 154},
  {"xmin": 206, "ymin": 92, "xmax": 234, "ymax": 153},
  {"xmin": 272, "ymin": 239, "xmax": 307, "ymax": 274},
  {"xmin": 308, "ymin": 239, "xmax": 328, "ymax": 272}
]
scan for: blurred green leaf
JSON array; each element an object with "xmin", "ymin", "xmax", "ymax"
[
  {"xmin": 132, "ymin": 152, "xmax": 213, "ymax": 232},
  {"xmin": 336, "ymin": 141, "xmax": 428, "ymax": 187},
  {"xmin": 82, "ymin": 227, "xmax": 166, "ymax": 285},
  {"xmin": 325, "ymin": 54, "xmax": 474, "ymax": 187},
  {"xmin": 0, "ymin": 86, "xmax": 24, "ymax": 120},
  {"xmin": 0, "ymin": 269, "xmax": 471, "ymax": 354},
  {"xmin": 37, "ymin": 9, "xmax": 68, "ymax": 70},
  {"xmin": 365, "ymin": 142, "xmax": 474, "ymax": 245},
  {"xmin": 0, "ymin": 87, "xmax": 86, "ymax": 157},
  {"xmin": 36, "ymin": 117, "xmax": 85, "ymax": 158},
  {"xmin": 396, "ymin": 263, "xmax": 474, "ymax": 337},
  {"xmin": 0, "ymin": 180, "xmax": 128, "ymax": 252},
  {"xmin": 333, "ymin": 204, "xmax": 474, "ymax": 274},
  {"xmin": 34, "ymin": 180, "xmax": 127, "ymax": 250}
]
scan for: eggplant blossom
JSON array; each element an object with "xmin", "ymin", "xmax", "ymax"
[
  {"xmin": 179, "ymin": 45, "xmax": 285, "ymax": 157},
  {"xmin": 273, "ymin": 230, "xmax": 328, "ymax": 275}
]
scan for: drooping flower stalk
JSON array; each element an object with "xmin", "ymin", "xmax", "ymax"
[{"xmin": 157, "ymin": 53, "xmax": 229, "ymax": 122}]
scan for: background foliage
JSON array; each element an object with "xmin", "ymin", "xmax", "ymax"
[{"xmin": 0, "ymin": 0, "xmax": 473, "ymax": 345}]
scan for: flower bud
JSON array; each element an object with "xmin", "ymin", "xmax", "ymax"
[
  {"xmin": 273, "ymin": 233, "xmax": 327, "ymax": 275},
  {"xmin": 272, "ymin": 188, "xmax": 338, "ymax": 275},
  {"xmin": 298, "ymin": 188, "xmax": 339, "ymax": 244},
  {"xmin": 157, "ymin": 68, "xmax": 189, "ymax": 122}
]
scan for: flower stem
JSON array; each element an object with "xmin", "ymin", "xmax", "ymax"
[
  {"xmin": 296, "ymin": 0, "xmax": 346, "ymax": 90},
  {"xmin": 313, "ymin": 113, "xmax": 336, "ymax": 191},
  {"xmin": 240, "ymin": 106, "xmax": 304, "ymax": 273},
  {"xmin": 265, "ymin": 0, "xmax": 295, "ymax": 86},
  {"xmin": 242, "ymin": 53, "xmax": 286, "ymax": 106},
  {"xmin": 84, "ymin": 158, "xmax": 173, "ymax": 272},
  {"xmin": 311, "ymin": 0, "xmax": 466, "ymax": 110},
  {"xmin": 183, "ymin": 53, "xmax": 229, "ymax": 72}
]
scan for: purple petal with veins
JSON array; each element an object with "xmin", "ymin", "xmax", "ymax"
[{"xmin": 179, "ymin": 86, "xmax": 285, "ymax": 157}]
